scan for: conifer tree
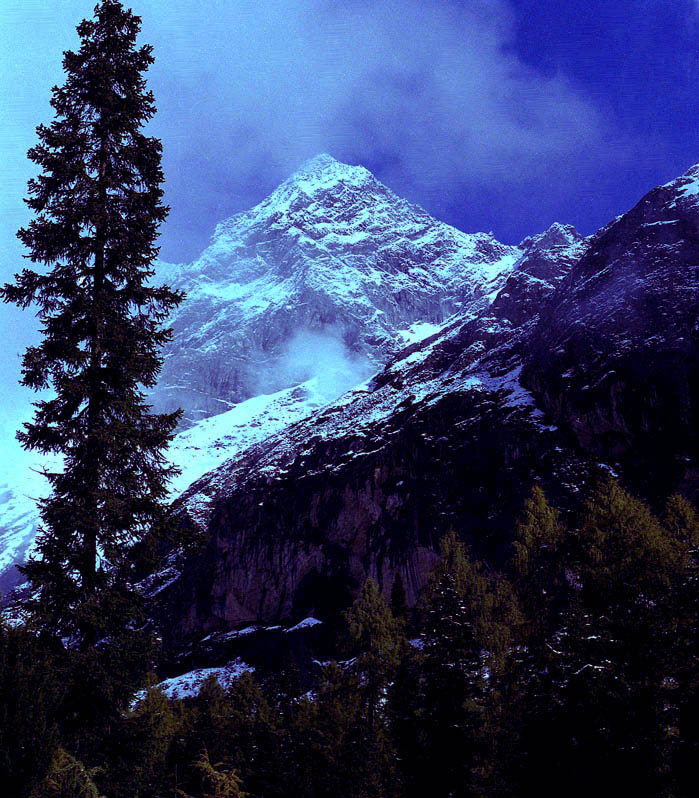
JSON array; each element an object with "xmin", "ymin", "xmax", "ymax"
[
  {"xmin": 390, "ymin": 572, "xmax": 409, "ymax": 623},
  {"xmin": 294, "ymin": 664, "xmax": 365, "ymax": 797},
  {"xmin": 405, "ymin": 532, "xmax": 519, "ymax": 797},
  {"xmin": 177, "ymin": 748, "xmax": 246, "ymax": 798},
  {"xmin": 346, "ymin": 578, "xmax": 403, "ymax": 739},
  {"xmin": 664, "ymin": 492, "xmax": 699, "ymax": 792},
  {"xmin": 506, "ymin": 488, "xmax": 573, "ymax": 794},
  {"xmin": 512, "ymin": 484, "xmax": 567, "ymax": 637},
  {"xmin": 33, "ymin": 748, "xmax": 101, "ymax": 798},
  {"xmin": 0, "ymin": 621, "xmax": 64, "ymax": 795},
  {"xmin": 518, "ymin": 477, "xmax": 694, "ymax": 796},
  {"xmin": 180, "ymin": 673, "xmax": 278, "ymax": 796},
  {"xmin": 1, "ymin": 0, "xmax": 183, "ymax": 645},
  {"xmin": 664, "ymin": 492, "xmax": 699, "ymax": 547},
  {"xmin": 107, "ymin": 681, "xmax": 180, "ymax": 796}
]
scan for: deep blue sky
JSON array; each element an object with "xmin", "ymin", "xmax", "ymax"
[
  {"xmin": 505, "ymin": 0, "xmax": 699, "ymax": 235},
  {"xmin": 2, "ymin": 0, "xmax": 698, "ymax": 267}
]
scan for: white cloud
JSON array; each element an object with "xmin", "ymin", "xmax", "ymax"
[
  {"xmin": 136, "ymin": 0, "xmax": 605, "ymax": 219},
  {"xmin": 2, "ymin": 0, "xmax": 609, "ymax": 259}
]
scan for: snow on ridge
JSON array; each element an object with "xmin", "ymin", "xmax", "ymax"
[
  {"xmin": 455, "ymin": 364, "xmax": 556, "ymax": 428},
  {"xmin": 132, "ymin": 658, "xmax": 254, "ymax": 705},
  {"xmin": 285, "ymin": 617, "xmax": 323, "ymax": 632},
  {"xmin": 167, "ymin": 379, "xmax": 334, "ymax": 496},
  {"xmin": 397, "ymin": 320, "xmax": 446, "ymax": 347},
  {"xmin": 196, "ymin": 153, "xmax": 522, "ymax": 291},
  {"xmin": 132, "ymin": 620, "xmax": 323, "ymax": 706},
  {"xmin": 215, "ymin": 153, "xmax": 377, "ymax": 233},
  {"xmin": 181, "ymin": 316, "xmax": 559, "ymax": 514},
  {"xmin": 661, "ymin": 162, "xmax": 699, "ymax": 208},
  {"xmin": 288, "ymin": 153, "xmax": 373, "ymax": 193},
  {"xmin": 519, "ymin": 221, "xmax": 582, "ymax": 251}
]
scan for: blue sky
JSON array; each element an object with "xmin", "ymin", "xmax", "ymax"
[
  {"xmin": 0, "ymin": 0, "xmax": 698, "ymax": 428},
  {"xmin": 2, "ymin": 0, "xmax": 698, "ymax": 262}
]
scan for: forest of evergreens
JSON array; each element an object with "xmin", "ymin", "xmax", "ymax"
[{"xmin": 1, "ymin": 476, "xmax": 697, "ymax": 797}]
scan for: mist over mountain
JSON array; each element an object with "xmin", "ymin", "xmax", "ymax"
[
  {"xmin": 152, "ymin": 154, "xmax": 523, "ymax": 423},
  {"xmin": 0, "ymin": 153, "xmax": 524, "ymax": 591}
]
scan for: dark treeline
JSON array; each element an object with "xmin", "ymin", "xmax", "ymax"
[{"xmin": 1, "ymin": 475, "xmax": 697, "ymax": 797}]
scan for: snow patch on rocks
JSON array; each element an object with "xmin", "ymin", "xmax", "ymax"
[{"xmin": 132, "ymin": 658, "xmax": 254, "ymax": 705}]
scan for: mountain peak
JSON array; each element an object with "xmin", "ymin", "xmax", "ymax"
[
  {"xmin": 218, "ymin": 153, "xmax": 380, "ymax": 230},
  {"xmin": 295, "ymin": 152, "xmax": 346, "ymax": 173},
  {"xmin": 285, "ymin": 152, "xmax": 374, "ymax": 192},
  {"xmin": 520, "ymin": 222, "xmax": 582, "ymax": 251}
]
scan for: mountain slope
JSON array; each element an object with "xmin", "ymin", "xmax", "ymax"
[
  {"xmin": 523, "ymin": 163, "xmax": 699, "ymax": 497},
  {"xmin": 0, "ymin": 378, "xmax": 344, "ymax": 595},
  {"xmin": 0, "ymin": 155, "xmax": 534, "ymax": 594},
  {"xmin": 157, "ymin": 164, "xmax": 698, "ymax": 643}
]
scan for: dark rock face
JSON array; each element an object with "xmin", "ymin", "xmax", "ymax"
[
  {"xmin": 158, "ymin": 164, "xmax": 699, "ymax": 645},
  {"xmin": 176, "ymin": 402, "xmax": 546, "ymax": 633},
  {"xmin": 522, "ymin": 168, "xmax": 699, "ymax": 499},
  {"xmin": 166, "ymin": 394, "xmax": 587, "ymax": 643}
]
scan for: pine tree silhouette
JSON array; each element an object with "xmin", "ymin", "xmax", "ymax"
[{"xmin": 1, "ymin": 0, "xmax": 184, "ymax": 646}]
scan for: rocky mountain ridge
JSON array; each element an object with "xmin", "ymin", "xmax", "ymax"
[
  {"xmin": 0, "ymin": 154, "xmax": 558, "ymax": 594},
  {"xmin": 155, "ymin": 161, "xmax": 698, "ymax": 645},
  {"xmin": 153, "ymin": 154, "xmax": 529, "ymax": 423}
]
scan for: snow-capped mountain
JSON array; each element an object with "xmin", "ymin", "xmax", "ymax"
[
  {"xmin": 0, "ymin": 470, "xmax": 43, "ymax": 593},
  {"xmin": 155, "ymin": 162, "xmax": 698, "ymax": 642},
  {"xmin": 153, "ymin": 153, "xmax": 522, "ymax": 423},
  {"xmin": 0, "ymin": 154, "xmax": 544, "ymax": 594},
  {"xmin": 9, "ymin": 156, "xmax": 695, "ymax": 627}
]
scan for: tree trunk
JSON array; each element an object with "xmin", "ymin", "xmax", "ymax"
[{"xmin": 81, "ymin": 143, "xmax": 107, "ymax": 647}]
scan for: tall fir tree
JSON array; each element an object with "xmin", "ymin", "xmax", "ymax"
[
  {"xmin": 512, "ymin": 484, "xmax": 567, "ymax": 635},
  {"xmin": 399, "ymin": 532, "xmax": 519, "ymax": 797},
  {"xmin": 1, "ymin": 0, "xmax": 183, "ymax": 645},
  {"xmin": 345, "ymin": 577, "xmax": 403, "ymax": 740}
]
